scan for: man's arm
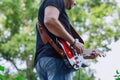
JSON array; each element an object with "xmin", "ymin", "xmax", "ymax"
[
  {"xmin": 44, "ymin": 6, "xmax": 74, "ymax": 45},
  {"xmin": 44, "ymin": 6, "xmax": 84, "ymax": 54}
]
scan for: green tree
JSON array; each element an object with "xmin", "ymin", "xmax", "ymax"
[
  {"xmin": 0, "ymin": 0, "xmax": 38, "ymax": 80},
  {"xmin": 0, "ymin": 0, "xmax": 120, "ymax": 80},
  {"xmin": 68, "ymin": 0, "xmax": 120, "ymax": 51}
]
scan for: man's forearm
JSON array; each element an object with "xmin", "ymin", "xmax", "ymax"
[{"xmin": 44, "ymin": 18, "xmax": 74, "ymax": 45}]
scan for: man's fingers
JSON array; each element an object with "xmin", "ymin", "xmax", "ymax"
[{"xmin": 98, "ymin": 54, "xmax": 101, "ymax": 57}]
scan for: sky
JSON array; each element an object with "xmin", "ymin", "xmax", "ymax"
[
  {"xmin": 90, "ymin": 40, "xmax": 120, "ymax": 80},
  {"xmin": 91, "ymin": 1, "xmax": 120, "ymax": 79}
]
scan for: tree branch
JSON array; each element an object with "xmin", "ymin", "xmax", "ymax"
[{"xmin": 8, "ymin": 59, "xmax": 20, "ymax": 71}]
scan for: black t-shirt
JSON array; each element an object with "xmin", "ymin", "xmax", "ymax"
[{"xmin": 34, "ymin": 0, "xmax": 71, "ymax": 66}]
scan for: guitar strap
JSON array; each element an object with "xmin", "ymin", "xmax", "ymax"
[
  {"xmin": 37, "ymin": 21, "xmax": 65, "ymax": 57},
  {"xmin": 37, "ymin": 21, "xmax": 84, "ymax": 57},
  {"xmin": 70, "ymin": 25, "xmax": 84, "ymax": 44}
]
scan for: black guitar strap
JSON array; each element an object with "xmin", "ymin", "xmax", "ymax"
[
  {"xmin": 37, "ymin": 21, "xmax": 65, "ymax": 57},
  {"xmin": 70, "ymin": 25, "xmax": 84, "ymax": 44}
]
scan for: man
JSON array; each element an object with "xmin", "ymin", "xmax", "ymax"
[{"xmin": 34, "ymin": 0, "xmax": 98, "ymax": 80}]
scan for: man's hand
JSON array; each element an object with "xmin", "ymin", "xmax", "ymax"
[
  {"xmin": 72, "ymin": 40, "xmax": 84, "ymax": 54},
  {"xmin": 83, "ymin": 50, "xmax": 100, "ymax": 59}
]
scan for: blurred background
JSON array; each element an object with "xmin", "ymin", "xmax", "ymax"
[{"xmin": 0, "ymin": 0, "xmax": 120, "ymax": 80}]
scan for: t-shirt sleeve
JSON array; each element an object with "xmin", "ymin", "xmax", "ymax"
[{"xmin": 44, "ymin": 0, "xmax": 64, "ymax": 12}]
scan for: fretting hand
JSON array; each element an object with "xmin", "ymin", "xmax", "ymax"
[{"xmin": 83, "ymin": 50, "xmax": 100, "ymax": 59}]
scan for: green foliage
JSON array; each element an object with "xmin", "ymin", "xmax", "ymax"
[
  {"xmin": 68, "ymin": 0, "xmax": 120, "ymax": 52},
  {"xmin": 0, "ymin": 0, "xmax": 38, "ymax": 80},
  {"xmin": 0, "ymin": 65, "xmax": 26, "ymax": 80},
  {"xmin": 0, "ymin": 74, "xmax": 6, "ymax": 80},
  {"xmin": 14, "ymin": 76, "xmax": 25, "ymax": 80},
  {"xmin": 73, "ymin": 68, "xmax": 94, "ymax": 80},
  {"xmin": 114, "ymin": 70, "xmax": 120, "ymax": 80},
  {"xmin": 0, "ymin": 65, "xmax": 5, "ymax": 72},
  {"xmin": 0, "ymin": 65, "xmax": 6, "ymax": 80}
]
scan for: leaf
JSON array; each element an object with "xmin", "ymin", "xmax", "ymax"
[
  {"xmin": 0, "ymin": 65, "xmax": 5, "ymax": 72},
  {"xmin": 116, "ymin": 70, "xmax": 120, "ymax": 74},
  {"xmin": 14, "ymin": 76, "xmax": 25, "ymax": 80},
  {"xmin": 116, "ymin": 78, "xmax": 120, "ymax": 80},
  {"xmin": 0, "ymin": 74, "xmax": 6, "ymax": 80}
]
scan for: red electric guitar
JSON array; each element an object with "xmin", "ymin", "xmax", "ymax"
[
  {"xmin": 57, "ymin": 38, "xmax": 106, "ymax": 71},
  {"xmin": 37, "ymin": 21, "xmax": 105, "ymax": 71}
]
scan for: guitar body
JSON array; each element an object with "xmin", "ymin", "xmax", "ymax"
[
  {"xmin": 57, "ymin": 38, "xmax": 105, "ymax": 71},
  {"xmin": 57, "ymin": 39, "xmax": 86, "ymax": 71}
]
